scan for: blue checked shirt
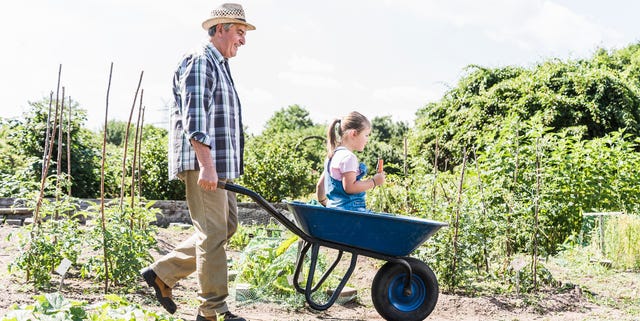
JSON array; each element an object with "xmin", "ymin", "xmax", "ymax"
[{"xmin": 169, "ymin": 42, "xmax": 244, "ymax": 180}]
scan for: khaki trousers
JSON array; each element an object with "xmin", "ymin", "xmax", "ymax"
[{"xmin": 151, "ymin": 171, "xmax": 238, "ymax": 317}]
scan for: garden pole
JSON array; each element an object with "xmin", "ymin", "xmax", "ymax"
[
  {"xmin": 120, "ymin": 71, "xmax": 143, "ymax": 210},
  {"xmin": 100, "ymin": 62, "xmax": 114, "ymax": 293}
]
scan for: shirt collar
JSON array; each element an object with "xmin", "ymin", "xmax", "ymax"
[{"xmin": 205, "ymin": 42, "xmax": 227, "ymax": 66}]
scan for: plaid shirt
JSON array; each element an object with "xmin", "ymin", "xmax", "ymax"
[{"xmin": 169, "ymin": 42, "xmax": 244, "ymax": 180}]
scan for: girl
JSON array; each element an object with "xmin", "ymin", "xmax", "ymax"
[{"xmin": 316, "ymin": 111, "xmax": 385, "ymax": 211}]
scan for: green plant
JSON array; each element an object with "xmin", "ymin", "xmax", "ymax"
[
  {"xmin": 235, "ymin": 232, "xmax": 300, "ymax": 300},
  {"xmin": 1, "ymin": 292, "xmax": 181, "ymax": 321},
  {"xmin": 8, "ymin": 194, "xmax": 85, "ymax": 289},
  {"xmin": 598, "ymin": 214, "xmax": 640, "ymax": 270},
  {"xmin": 82, "ymin": 199, "xmax": 158, "ymax": 290},
  {"xmin": 234, "ymin": 224, "xmax": 342, "ymax": 306}
]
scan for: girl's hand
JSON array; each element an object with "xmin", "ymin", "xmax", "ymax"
[{"xmin": 372, "ymin": 172, "xmax": 385, "ymax": 187}]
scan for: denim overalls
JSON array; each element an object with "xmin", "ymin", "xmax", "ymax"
[{"xmin": 324, "ymin": 150, "xmax": 368, "ymax": 211}]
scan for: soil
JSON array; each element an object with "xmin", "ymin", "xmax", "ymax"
[{"xmin": 0, "ymin": 223, "xmax": 636, "ymax": 321}]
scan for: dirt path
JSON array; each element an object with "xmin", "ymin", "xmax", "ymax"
[{"xmin": 0, "ymin": 224, "xmax": 635, "ymax": 321}]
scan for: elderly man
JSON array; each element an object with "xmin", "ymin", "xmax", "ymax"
[{"xmin": 141, "ymin": 3, "xmax": 255, "ymax": 321}]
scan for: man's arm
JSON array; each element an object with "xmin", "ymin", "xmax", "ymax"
[{"xmin": 191, "ymin": 139, "xmax": 218, "ymax": 191}]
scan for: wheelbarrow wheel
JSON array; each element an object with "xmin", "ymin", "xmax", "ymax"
[{"xmin": 371, "ymin": 257, "xmax": 438, "ymax": 321}]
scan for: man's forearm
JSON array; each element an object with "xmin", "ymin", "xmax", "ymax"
[{"xmin": 190, "ymin": 139, "xmax": 215, "ymax": 169}]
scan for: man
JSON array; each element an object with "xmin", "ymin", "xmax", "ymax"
[{"xmin": 141, "ymin": 3, "xmax": 255, "ymax": 321}]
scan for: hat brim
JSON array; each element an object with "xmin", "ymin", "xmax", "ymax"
[{"xmin": 202, "ymin": 17, "xmax": 256, "ymax": 31}]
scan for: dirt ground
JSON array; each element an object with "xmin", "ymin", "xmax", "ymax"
[{"xmin": 0, "ymin": 223, "xmax": 636, "ymax": 321}]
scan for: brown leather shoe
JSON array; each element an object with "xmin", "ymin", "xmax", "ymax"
[
  {"xmin": 196, "ymin": 311, "xmax": 246, "ymax": 321},
  {"xmin": 141, "ymin": 267, "xmax": 177, "ymax": 314}
]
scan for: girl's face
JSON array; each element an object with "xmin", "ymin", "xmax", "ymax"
[{"xmin": 349, "ymin": 126, "xmax": 371, "ymax": 152}]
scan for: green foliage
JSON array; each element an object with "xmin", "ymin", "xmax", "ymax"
[
  {"xmin": 366, "ymin": 174, "xmax": 411, "ymax": 214},
  {"xmin": 2, "ymin": 98, "xmax": 101, "ymax": 198},
  {"xmin": 82, "ymin": 200, "xmax": 158, "ymax": 290},
  {"xmin": 234, "ymin": 226, "xmax": 338, "ymax": 306},
  {"xmin": 8, "ymin": 195, "xmax": 85, "ymax": 289},
  {"xmin": 412, "ymin": 112, "xmax": 640, "ymax": 292},
  {"xmin": 235, "ymin": 231, "xmax": 302, "ymax": 302},
  {"xmin": 240, "ymin": 131, "xmax": 316, "ymax": 202},
  {"xmin": 411, "ymin": 47, "xmax": 640, "ymax": 170},
  {"xmin": 360, "ymin": 116, "xmax": 410, "ymax": 176},
  {"xmin": 589, "ymin": 214, "xmax": 640, "ymax": 270},
  {"xmin": 137, "ymin": 126, "xmax": 185, "ymax": 200},
  {"xmin": 1, "ymin": 292, "xmax": 180, "ymax": 321},
  {"xmin": 8, "ymin": 193, "xmax": 158, "ymax": 292},
  {"xmin": 101, "ymin": 119, "xmax": 133, "ymax": 147},
  {"xmin": 262, "ymin": 104, "xmax": 314, "ymax": 134}
]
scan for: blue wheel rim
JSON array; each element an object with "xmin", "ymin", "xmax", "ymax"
[{"xmin": 387, "ymin": 273, "xmax": 426, "ymax": 312}]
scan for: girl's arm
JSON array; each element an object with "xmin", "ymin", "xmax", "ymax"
[
  {"xmin": 342, "ymin": 171, "xmax": 382, "ymax": 194},
  {"xmin": 316, "ymin": 173, "xmax": 327, "ymax": 206},
  {"xmin": 342, "ymin": 172, "xmax": 377, "ymax": 194}
]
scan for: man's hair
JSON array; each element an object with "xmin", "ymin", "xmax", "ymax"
[{"xmin": 208, "ymin": 23, "xmax": 234, "ymax": 36}]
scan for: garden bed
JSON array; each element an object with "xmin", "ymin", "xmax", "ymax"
[{"xmin": 1, "ymin": 224, "xmax": 637, "ymax": 321}]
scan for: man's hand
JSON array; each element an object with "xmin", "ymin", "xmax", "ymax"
[
  {"xmin": 198, "ymin": 165, "xmax": 218, "ymax": 191},
  {"xmin": 190, "ymin": 139, "xmax": 218, "ymax": 191}
]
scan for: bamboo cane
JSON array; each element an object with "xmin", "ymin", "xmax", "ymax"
[
  {"xmin": 120, "ymin": 71, "xmax": 144, "ymax": 210},
  {"xmin": 100, "ymin": 62, "xmax": 114, "ymax": 293},
  {"xmin": 130, "ymin": 89, "xmax": 143, "ymax": 227},
  {"xmin": 67, "ymin": 96, "xmax": 72, "ymax": 196},
  {"xmin": 42, "ymin": 91, "xmax": 54, "ymax": 181},
  {"xmin": 137, "ymin": 106, "xmax": 145, "ymax": 199},
  {"xmin": 450, "ymin": 147, "xmax": 468, "ymax": 291},
  {"xmin": 55, "ymin": 88, "xmax": 65, "ymax": 214}
]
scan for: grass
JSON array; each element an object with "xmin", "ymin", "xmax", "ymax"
[{"xmin": 547, "ymin": 244, "xmax": 640, "ymax": 316}]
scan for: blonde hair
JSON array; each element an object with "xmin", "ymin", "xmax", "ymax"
[{"xmin": 326, "ymin": 111, "xmax": 371, "ymax": 157}]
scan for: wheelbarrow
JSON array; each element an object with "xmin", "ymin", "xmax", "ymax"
[{"xmin": 219, "ymin": 182, "xmax": 447, "ymax": 321}]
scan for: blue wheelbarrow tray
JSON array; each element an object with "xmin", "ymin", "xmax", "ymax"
[{"xmin": 285, "ymin": 201, "xmax": 447, "ymax": 257}]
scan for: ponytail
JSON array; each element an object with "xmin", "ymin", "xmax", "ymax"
[{"xmin": 326, "ymin": 119, "xmax": 341, "ymax": 158}]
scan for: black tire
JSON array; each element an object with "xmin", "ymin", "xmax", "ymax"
[{"xmin": 371, "ymin": 257, "xmax": 439, "ymax": 321}]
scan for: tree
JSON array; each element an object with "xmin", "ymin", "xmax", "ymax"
[
  {"xmin": 138, "ymin": 126, "xmax": 185, "ymax": 200},
  {"xmin": 361, "ymin": 116, "xmax": 410, "ymax": 176},
  {"xmin": 240, "ymin": 131, "xmax": 316, "ymax": 202},
  {"xmin": 101, "ymin": 119, "xmax": 134, "ymax": 146},
  {"xmin": 410, "ymin": 45, "xmax": 640, "ymax": 171},
  {"xmin": 263, "ymin": 104, "xmax": 314, "ymax": 134},
  {"xmin": 4, "ymin": 98, "xmax": 101, "ymax": 198}
]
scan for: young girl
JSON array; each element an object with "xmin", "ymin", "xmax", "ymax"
[{"xmin": 316, "ymin": 111, "xmax": 385, "ymax": 211}]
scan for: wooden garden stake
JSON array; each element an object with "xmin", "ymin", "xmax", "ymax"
[
  {"xmin": 473, "ymin": 146, "xmax": 490, "ymax": 273},
  {"xmin": 67, "ymin": 96, "xmax": 72, "ymax": 196},
  {"xmin": 130, "ymin": 89, "xmax": 143, "ymax": 226},
  {"xmin": 42, "ymin": 91, "xmax": 54, "ymax": 181},
  {"xmin": 120, "ymin": 71, "xmax": 144, "ymax": 210},
  {"xmin": 100, "ymin": 62, "xmax": 114, "ymax": 293},
  {"xmin": 137, "ymin": 106, "xmax": 145, "ymax": 198},
  {"xmin": 450, "ymin": 147, "xmax": 468, "ymax": 291}
]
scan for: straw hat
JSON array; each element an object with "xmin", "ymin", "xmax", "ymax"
[{"xmin": 202, "ymin": 3, "xmax": 256, "ymax": 31}]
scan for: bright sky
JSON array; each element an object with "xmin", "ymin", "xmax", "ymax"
[{"xmin": 1, "ymin": 0, "xmax": 638, "ymax": 134}]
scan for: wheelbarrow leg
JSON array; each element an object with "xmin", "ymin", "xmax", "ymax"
[{"xmin": 292, "ymin": 242, "xmax": 358, "ymax": 311}]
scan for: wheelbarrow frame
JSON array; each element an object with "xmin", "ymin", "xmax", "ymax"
[{"xmin": 220, "ymin": 182, "xmax": 444, "ymax": 318}]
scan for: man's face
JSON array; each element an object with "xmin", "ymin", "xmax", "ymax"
[{"xmin": 217, "ymin": 24, "xmax": 247, "ymax": 58}]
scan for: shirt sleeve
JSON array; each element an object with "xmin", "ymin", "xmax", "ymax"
[
  {"xmin": 182, "ymin": 54, "xmax": 213, "ymax": 147},
  {"xmin": 329, "ymin": 150, "xmax": 359, "ymax": 180}
]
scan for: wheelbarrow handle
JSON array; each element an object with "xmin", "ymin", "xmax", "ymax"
[{"xmin": 217, "ymin": 181, "xmax": 312, "ymax": 242}]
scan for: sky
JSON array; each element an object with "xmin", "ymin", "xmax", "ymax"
[{"xmin": 1, "ymin": 0, "xmax": 638, "ymax": 134}]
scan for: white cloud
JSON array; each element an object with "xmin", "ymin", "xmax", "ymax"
[
  {"xmin": 278, "ymin": 71, "xmax": 342, "ymax": 88},
  {"xmin": 372, "ymin": 86, "xmax": 440, "ymax": 105},
  {"xmin": 487, "ymin": 1, "xmax": 623, "ymax": 53},
  {"xmin": 399, "ymin": 0, "xmax": 623, "ymax": 55},
  {"xmin": 240, "ymin": 87, "xmax": 274, "ymax": 106},
  {"xmin": 288, "ymin": 53, "xmax": 335, "ymax": 73}
]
